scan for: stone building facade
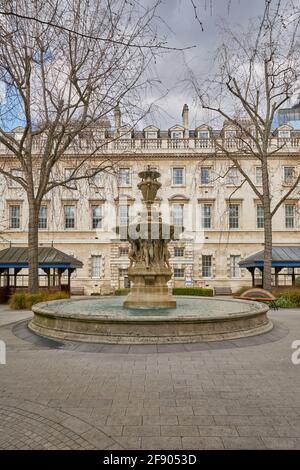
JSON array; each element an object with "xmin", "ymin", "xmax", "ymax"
[{"xmin": 0, "ymin": 105, "xmax": 300, "ymax": 294}]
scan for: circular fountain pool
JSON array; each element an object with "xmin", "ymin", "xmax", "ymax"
[{"xmin": 29, "ymin": 296, "xmax": 272, "ymax": 344}]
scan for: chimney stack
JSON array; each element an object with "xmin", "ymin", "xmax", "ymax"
[
  {"xmin": 114, "ymin": 103, "xmax": 121, "ymax": 129},
  {"xmin": 182, "ymin": 104, "xmax": 189, "ymax": 138}
]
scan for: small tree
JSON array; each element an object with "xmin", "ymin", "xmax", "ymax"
[
  {"xmin": 192, "ymin": 0, "xmax": 300, "ymax": 290},
  {"xmin": 0, "ymin": 0, "xmax": 170, "ymax": 293}
]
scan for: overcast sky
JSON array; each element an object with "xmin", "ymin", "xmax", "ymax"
[{"xmin": 144, "ymin": 0, "xmax": 269, "ymax": 129}]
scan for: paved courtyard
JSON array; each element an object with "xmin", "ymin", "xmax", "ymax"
[{"xmin": 0, "ymin": 305, "xmax": 300, "ymax": 450}]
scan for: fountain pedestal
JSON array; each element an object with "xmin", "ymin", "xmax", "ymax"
[{"xmin": 123, "ymin": 266, "xmax": 176, "ymax": 309}]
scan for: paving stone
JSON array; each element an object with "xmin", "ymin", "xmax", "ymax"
[
  {"xmin": 142, "ymin": 437, "xmax": 182, "ymax": 449},
  {"xmin": 181, "ymin": 437, "xmax": 224, "ymax": 449},
  {"xmin": 198, "ymin": 425, "xmax": 238, "ymax": 437},
  {"xmin": 161, "ymin": 425, "xmax": 199, "ymax": 437},
  {"xmin": 122, "ymin": 425, "xmax": 160, "ymax": 437},
  {"xmin": 222, "ymin": 437, "xmax": 266, "ymax": 449}
]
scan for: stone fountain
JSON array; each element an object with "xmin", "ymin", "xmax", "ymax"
[
  {"xmin": 29, "ymin": 167, "xmax": 273, "ymax": 344},
  {"xmin": 123, "ymin": 167, "xmax": 177, "ymax": 309}
]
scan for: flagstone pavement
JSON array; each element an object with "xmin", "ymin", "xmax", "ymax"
[{"xmin": 1, "ymin": 305, "xmax": 300, "ymax": 450}]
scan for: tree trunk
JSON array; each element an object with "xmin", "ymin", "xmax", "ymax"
[
  {"xmin": 263, "ymin": 202, "xmax": 273, "ymax": 291},
  {"xmin": 28, "ymin": 199, "xmax": 39, "ymax": 294},
  {"xmin": 261, "ymin": 156, "xmax": 272, "ymax": 291}
]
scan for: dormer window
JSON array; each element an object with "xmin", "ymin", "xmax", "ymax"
[
  {"xmin": 119, "ymin": 128, "xmax": 132, "ymax": 139},
  {"xmin": 145, "ymin": 131, "xmax": 158, "ymax": 139},
  {"xmin": 93, "ymin": 130, "xmax": 106, "ymax": 140},
  {"xmin": 171, "ymin": 130, "xmax": 183, "ymax": 139},
  {"xmin": 198, "ymin": 130, "xmax": 210, "ymax": 139},
  {"xmin": 278, "ymin": 130, "xmax": 291, "ymax": 139},
  {"xmin": 225, "ymin": 129, "xmax": 237, "ymax": 138}
]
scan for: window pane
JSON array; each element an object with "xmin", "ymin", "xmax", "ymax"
[
  {"xmin": 119, "ymin": 205, "xmax": 129, "ymax": 226},
  {"xmin": 284, "ymin": 167, "xmax": 295, "ymax": 184},
  {"xmin": 257, "ymin": 205, "xmax": 264, "ymax": 228},
  {"xmin": 202, "ymin": 255, "xmax": 212, "ymax": 277},
  {"xmin": 173, "ymin": 168, "xmax": 184, "ymax": 185},
  {"xmin": 9, "ymin": 205, "xmax": 20, "ymax": 229},
  {"xmin": 173, "ymin": 204, "xmax": 184, "ymax": 226},
  {"xmin": 174, "ymin": 247, "xmax": 184, "ymax": 257},
  {"xmin": 256, "ymin": 167, "xmax": 262, "ymax": 185},
  {"xmin": 230, "ymin": 255, "xmax": 241, "ymax": 278},
  {"xmin": 38, "ymin": 205, "xmax": 47, "ymax": 229},
  {"xmin": 92, "ymin": 205, "xmax": 102, "ymax": 229},
  {"xmin": 201, "ymin": 204, "xmax": 211, "ymax": 228},
  {"xmin": 198, "ymin": 131, "xmax": 209, "ymax": 139},
  {"xmin": 229, "ymin": 204, "xmax": 239, "ymax": 229},
  {"xmin": 174, "ymin": 268, "xmax": 185, "ymax": 278},
  {"xmin": 227, "ymin": 167, "xmax": 239, "ymax": 185},
  {"xmin": 91, "ymin": 255, "xmax": 102, "ymax": 278},
  {"xmin": 285, "ymin": 204, "xmax": 295, "ymax": 228},
  {"xmin": 119, "ymin": 168, "xmax": 131, "ymax": 186},
  {"xmin": 64, "ymin": 205, "xmax": 75, "ymax": 229},
  {"xmin": 200, "ymin": 167, "xmax": 211, "ymax": 185}
]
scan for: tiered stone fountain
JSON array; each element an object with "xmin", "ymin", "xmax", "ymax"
[
  {"xmin": 29, "ymin": 168, "xmax": 273, "ymax": 344},
  {"xmin": 123, "ymin": 167, "xmax": 176, "ymax": 309}
]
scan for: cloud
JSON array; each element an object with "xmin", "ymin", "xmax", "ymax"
[{"xmin": 147, "ymin": 0, "xmax": 269, "ymax": 129}]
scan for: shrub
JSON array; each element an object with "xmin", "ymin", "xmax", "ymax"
[
  {"xmin": 272, "ymin": 287, "xmax": 300, "ymax": 308},
  {"xmin": 275, "ymin": 297, "xmax": 298, "ymax": 308},
  {"xmin": 172, "ymin": 287, "xmax": 214, "ymax": 297},
  {"xmin": 9, "ymin": 290, "xmax": 69, "ymax": 310},
  {"xmin": 115, "ymin": 288, "xmax": 130, "ymax": 296}
]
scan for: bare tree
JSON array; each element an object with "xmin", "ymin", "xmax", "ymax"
[
  {"xmin": 191, "ymin": 0, "xmax": 300, "ymax": 290},
  {"xmin": 0, "ymin": 0, "xmax": 174, "ymax": 293}
]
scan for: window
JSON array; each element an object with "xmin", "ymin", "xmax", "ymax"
[
  {"xmin": 202, "ymin": 255, "xmax": 212, "ymax": 278},
  {"xmin": 198, "ymin": 130, "xmax": 209, "ymax": 139},
  {"xmin": 278, "ymin": 130, "xmax": 291, "ymax": 139},
  {"xmin": 285, "ymin": 204, "xmax": 295, "ymax": 228},
  {"xmin": 284, "ymin": 167, "xmax": 295, "ymax": 184},
  {"xmin": 119, "ymin": 204, "xmax": 129, "ymax": 226},
  {"xmin": 227, "ymin": 167, "xmax": 239, "ymax": 185},
  {"xmin": 119, "ymin": 168, "xmax": 131, "ymax": 186},
  {"xmin": 174, "ymin": 247, "xmax": 184, "ymax": 257},
  {"xmin": 172, "ymin": 204, "xmax": 184, "ymax": 226},
  {"xmin": 171, "ymin": 130, "xmax": 183, "ymax": 139},
  {"xmin": 201, "ymin": 204, "xmax": 212, "ymax": 229},
  {"xmin": 145, "ymin": 131, "xmax": 157, "ymax": 139},
  {"xmin": 9, "ymin": 205, "xmax": 20, "ymax": 229},
  {"xmin": 119, "ymin": 246, "xmax": 129, "ymax": 256},
  {"xmin": 9, "ymin": 169, "xmax": 22, "ymax": 188},
  {"xmin": 38, "ymin": 205, "xmax": 47, "ymax": 229},
  {"xmin": 92, "ymin": 205, "xmax": 103, "ymax": 229},
  {"xmin": 200, "ymin": 167, "xmax": 211, "ymax": 185},
  {"xmin": 64, "ymin": 168, "xmax": 77, "ymax": 189},
  {"xmin": 174, "ymin": 268, "xmax": 185, "ymax": 278},
  {"xmin": 64, "ymin": 205, "xmax": 75, "ymax": 229},
  {"xmin": 91, "ymin": 255, "xmax": 102, "ymax": 278},
  {"xmin": 225, "ymin": 129, "xmax": 237, "ymax": 138},
  {"xmin": 256, "ymin": 167, "xmax": 262, "ymax": 185},
  {"xmin": 229, "ymin": 204, "xmax": 240, "ymax": 229},
  {"xmin": 230, "ymin": 255, "xmax": 241, "ymax": 278},
  {"xmin": 172, "ymin": 167, "xmax": 184, "ymax": 185},
  {"xmin": 257, "ymin": 205, "xmax": 264, "ymax": 229},
  {"xmin": 90, "ymin": 171, "xmax": 104, "ymax": 187}
]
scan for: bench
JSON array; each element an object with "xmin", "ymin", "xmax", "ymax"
[
  {"xmin": 214, "ymin": 286, "xmax": 232, "ymax": 296},
  {"xmin": 71, "ymin": 287, "xmax": 85, "ymax": 296},
  {"xmin": 236, "ymin": 288, "xmax": 278, "ymax": 310}
]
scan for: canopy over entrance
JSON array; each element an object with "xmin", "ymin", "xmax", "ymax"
[
  {"xmin": 239, "ymin": 246, "xmax": 300, "ymax": 288},
  {"xmin": 0, "ymin": 246, "xmax": 83, "ymax": 302}
]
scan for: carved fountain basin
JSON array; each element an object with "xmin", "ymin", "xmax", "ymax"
[{"xmin": 29, "ymin": 296, "xmax": 272, "ymax": 344}]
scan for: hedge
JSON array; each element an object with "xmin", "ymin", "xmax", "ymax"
[
  {"xmin": 9, "ymin": 291, "xmax": 70, "ymax": 310},
  {"xmin": 172, "ymin": 287, "xmax": 214, "ymax": 297}
]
